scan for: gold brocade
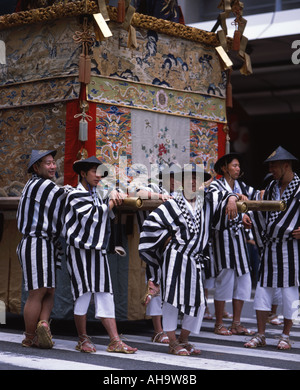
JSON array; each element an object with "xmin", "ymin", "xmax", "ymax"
[{"xmin": 0, "ymin": 2, "xmax": 222, "ymax": 47}]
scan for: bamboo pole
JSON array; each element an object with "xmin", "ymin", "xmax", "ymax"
[
  {"xmin": 237, "ymin": 200, "xmax": 286, "ymax": 213},
  {"xmin": 117, "ymin": 197, "xmax": 163, "ymax": 211},
  {"xmin": 117, "ymin": 198, "xmax": 286, "ymax": 213}
]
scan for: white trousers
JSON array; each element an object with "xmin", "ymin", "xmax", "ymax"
[
  {"xmin": 74, "ymin": 291, "xmax": 115, "ymax": 319},
  {"xmin": 146, "ymin": 294, "xmax": 163, "ymax": 316},
  {"xmin": 253, "ymin": 285, "xmax": 299, "ymax": 320},
  {"xmin": 214, "ymin": 269, "xmax": 252, "ymax": 301},
  {"xmin": 162, "ymin": 302, "xmax": 205, "ymax": 334}
]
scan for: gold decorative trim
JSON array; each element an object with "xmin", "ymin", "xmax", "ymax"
[
  {"xmin": 108, "ymin": 6, "xmax": 221, "ymax": 47},
  {"xmin": 0, "ymin": 1, "xmax": 98, "ymax": 31},
  {"xmin": 0, "ymin": 1, "xmax": 229, "ymax": 47}
]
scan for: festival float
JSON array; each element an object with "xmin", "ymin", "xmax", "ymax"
[{"xmin": 0, "ymin": 0, "xmax": 251, "ymax": 321}]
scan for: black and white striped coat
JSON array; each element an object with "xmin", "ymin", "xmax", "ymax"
[
  {"xmin": 63, "ymin": 183, "xmax": 113, "ymax": 300},
  {"xmin": 16, "ymin": 174, "xmax": 67, "ymax": 290},
  {"xmin": 139, "ymin": 190, "xmax": 231, "ymax": 317},
  {"xmin": 250, "ymin": 178, "xmax": 300, "ymax": 288},
  {"xmin": 208, "ymin": 177, "xmax": 260, "ymax": 277}
]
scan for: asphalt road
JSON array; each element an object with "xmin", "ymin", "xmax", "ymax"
[{"xmin": 0, "ymin": 297, "xmax": 299, "ymax": 375}]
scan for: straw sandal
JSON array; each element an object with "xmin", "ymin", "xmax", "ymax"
[
  {"xmin": 244, "ymin": 333, "xmax": 266, "ymax": 348},
  {"xmin": 141, "ymin": 280, "xmax": 160, "ymax": 306},
  {"xmin": 168, "ymin": 340, "xmax": 190, "ymax": 356},
  {"xmin": 36, "ymin": 320, "xmax": 54, "ymax": 349},
  {"xmin": 214, "ymin": 323, "xmax": 232, "ymax": 336},
  {"xmin": 152, "ymin": 331, "xmax": 169, "ymax": 344},
  {"xmin": 268, "ymin": 314, "xmax": 283, "ymax": 325},
  {"xmin": 178, "ymin": 339, "xmax": 201, "ymax": 355},
  {"xmin": 229, "ymin": 321, "xmax": 255, "ymax": 336},
  {"xmin": 277, "ymin": 334, "xmax": 292, "ymax": 350},
  {"xmin": 107, "ymin": 336, "xmax": 137, "ymax": 354},
  {"xmin": 75, "ymin": 334, "xmax": 96, "ymax": 353},
  {"xmin": 21, "ymin": 332, "xmax": 39, "ymax": 348}
]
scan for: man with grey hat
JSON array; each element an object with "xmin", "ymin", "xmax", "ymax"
[
  {"xmin": 244, "ymin": 146, "xmax": 300, "ymax": 350},
  {"xmin": 63, "ymin": 156, "xmax": 137, "ymax": 354},
  {"xmin": 139, "ymin": 163, "xmax": 237, "ymax": 356},
  {"xmin": 132, "ymin": 163, "xmax": 182, "ymax": 345},
  {"xmin": 208, "ymin": 153, "xmax": 261, "ymax": 337},
  {"xmin": 17, "ymin": 149, "xmax": 68, "ymax": 349}
]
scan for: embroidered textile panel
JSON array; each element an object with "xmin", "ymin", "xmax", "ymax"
[
  {"xmin": 89, "ymin": 22, "xmax": 226, "ymax": 121},
  {"xmin": 190, "ymin": 119, "xmax": 219, "ymax": 173},
  {"xmin": 0, "ymin": 17, "xmax": 81, "ymax": 86},
  {"xmin": 0, "ymin": 77, "xmax": 80, "ymax": 109},
  {"xmin": 95, "ymin": 103, "xmax": 219, "ymax": 186},
  {"xmin": 92, "ymin": 23, "xmax": 226, "ymax": 98},
  {"xmin": 87, "ymin": 76, "xmax": 226, "ymax": 122},
  {"xmin": 131, "ymin": 108, "xmax": 190, "ymax": 179},
  {"xmin": 0, "ymin": 103, "xmax": 66, "ymax": 194},
  {"xmin": 95, "ymin": 104, "xmax": 132, "ymax": 187}
]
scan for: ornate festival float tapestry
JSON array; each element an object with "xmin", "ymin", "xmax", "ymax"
[{"xmin": 0, "ymin": 0, "xmax": 243, "ymax": 320}]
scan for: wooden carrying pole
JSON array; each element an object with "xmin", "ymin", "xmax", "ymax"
[
  {"xmin": 116, "ymin": 197, "xmax": 163, "ymax": 211},
  {"xmin": 116, "ymin": 198, "xmax": 286, "ymax": 213},
  {"xmin": 0, "ymin": 197, "xmax": 20, "ymax": 210},
  {"xmin": 236, "ymin": 200, "xmax": 286, "ymax": 213}
]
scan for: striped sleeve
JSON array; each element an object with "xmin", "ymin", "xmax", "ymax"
[
  {"xmin": 17, "ymin": 177, "xmax": 66, "ymax": 240},
  {"xmin": 207, "ymin": 185, "xmax": 239, "ymax": 230},
  {"xmin": 64, "ymin": 190, "xmax": 110, "ymax": 250},
  {"xmin": 139, "ymin": 201, "xmax": 175, "ymax": 273}
]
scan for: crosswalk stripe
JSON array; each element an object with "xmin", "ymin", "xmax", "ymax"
[
  {"xmin": 118, "ymin": 333, "xmax": 300, "ymax": 363},
  {"xmin": 200, "ymin": 321, "xmax": 300, "ymax": 346},
  {"xmin": 0, "ymin": 351, "xmax": 120, "ymax": 370},
  {"xmin": 0, "ymin": 331, "xmax": 295, "ymax": 370}
]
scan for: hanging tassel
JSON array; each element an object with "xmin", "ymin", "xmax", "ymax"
[
  {"xmin": 117, "ymin": 0, "xmax": 125, "ymax": 23},
  {"xmin": 79, "ymin": 120, "xmax": 88, "ymax": 142},
  {"xmin": 226, "ymin": 133, "xmax": 231, "ymax": 154},
  {"xmin": 84, "ymin": 54, "xmax": 91, "ymax": 84},
  {"xmin": 78, "ymin": 119, "xmax": 88, "ymax": 142},
  {"xmin": 226, "ymin": 80, "xmax": 233, "ymax": 108},
  {"xmin": 223, "ymin": 125, "xmax": 231, "ymax": 154},
  {"xmin": 226, "ymin": 70, "xmax": 233, "ymax": 108},
  {"xmin": 78, "ymin": 53, "xmax": 86, "ymax": 83},
  {"xmin": 75, "ymin": 101, "xmax": 93, "ymax": 142},
  {"xmin": 232, "ymin": 29, "xmax": 241, "ymax": 51}
]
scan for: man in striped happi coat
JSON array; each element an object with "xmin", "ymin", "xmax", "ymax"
[
  {"xmin": 132, "ymin": 164, "xmax": 179, "ymax": 345},
  {"xmin": 139, "ymin": 163, "xmax": 239, "ymax": 356},
  {"xmin": 208, "ymin": 153, "xmax": 261, "ymax": 337},
  {"xmin": 17, "ymin": 149, "xmax": 67, "ymax": 349},
  {"xmin": 244, "ymin": 146, "xmax": 300, "ymax": 350},
  {"xmin": 63, "ymin": 156, "xmax": 137, "ymax": 354}
]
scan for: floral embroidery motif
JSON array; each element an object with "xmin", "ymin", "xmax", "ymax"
[{"xmin": 141, "ymin": 126, "xmax": 179, "ymax": 167}]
